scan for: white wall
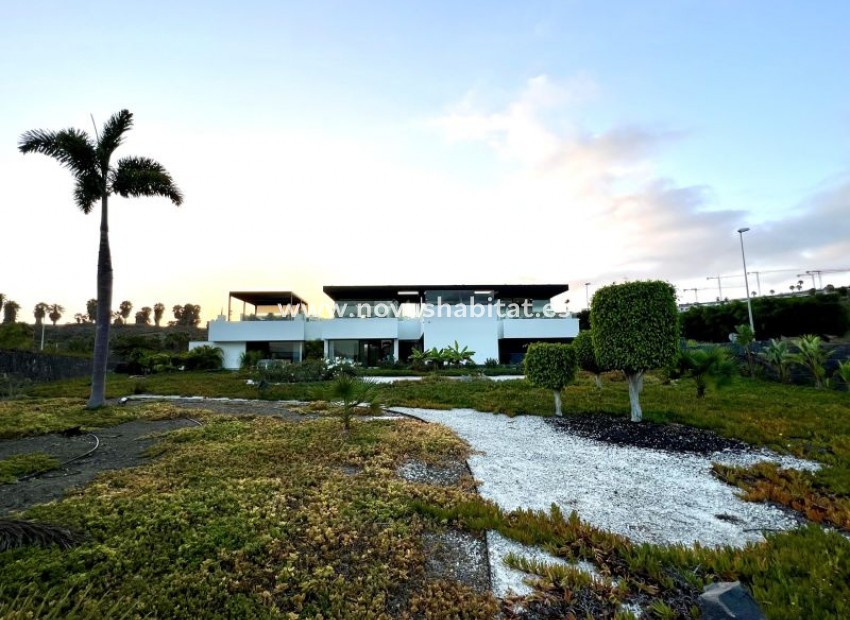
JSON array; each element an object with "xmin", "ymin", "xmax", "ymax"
[
  {"xmin": 398, "ymin": 318, "xmax": 423, "ymax": 341},
  {"xmin": 190, "ymin": 340, "xmax": 246, "ymax": 370},
  {"xmin": 424, "ymin": 316, "xmax": 500, "ymax": 363},
  {"xmin": 209, "ymin": 317, "xmax": 306, "ymax": 342},
  {"xmin": 502, "ymin": 317, "xmax": 579, "ymax": 339}
]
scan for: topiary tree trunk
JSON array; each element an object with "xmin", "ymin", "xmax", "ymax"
[{"xmin": 626, "ymin": 371, "xmax": 644, "ymax": 421}]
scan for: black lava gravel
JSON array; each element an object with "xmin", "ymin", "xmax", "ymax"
[{"xmin": 546, "ymin": 414, "xmax": 750, "ymax": 455}]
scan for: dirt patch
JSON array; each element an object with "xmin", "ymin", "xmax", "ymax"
[
  {"xmin": 423, "ymin": 529, "xmax": 491, "ymax": 594},
  {"xmin": 547, "ymin": 413, "xmax": 750, "ymax": 455},
  {"xmin": 0, "ymin": 418, "xmax": 195, "ymax": 516},
  {"xmin": 397, "ymin": 458, "xmax": 470, "ymax": 487}
]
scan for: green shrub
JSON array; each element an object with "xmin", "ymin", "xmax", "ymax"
[
  {"xmin": 591, "ymin": 281, "xmax": 679, "ymax": 422},
  {"xmin": 573, "ymin": 330, "xmax": 603, "ymax": 388},
  {"xmin": 239, "ymin": 350, "xmax": 263, "ymax": 370},
  {"xmin": 183, "ymin": 345, "xmax": 224, "ymax": 371},
  {"xmin": 523, "ymin": 343, "xmax": 577, "ymax": 416},
  {"xmin": 680, "ymin": 293, "xmax": 850, "ymax": 342}
]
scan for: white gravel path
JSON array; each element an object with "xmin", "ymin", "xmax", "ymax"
[{"xmin": 393, "ymin": 407, "xmax": 817, "ymax": 548}]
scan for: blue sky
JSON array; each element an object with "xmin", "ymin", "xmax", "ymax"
[{"xmin": 2, "ymin": 1, "xmax": 849, "ymax": 318}]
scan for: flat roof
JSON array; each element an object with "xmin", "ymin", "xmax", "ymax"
[
  {"xmin": 229, "ymin": 291, "xmax": 307, "ymax": 307},
  {"xmin": 323, "ymin": 284, "xmax": 569, "ymax": 302}
]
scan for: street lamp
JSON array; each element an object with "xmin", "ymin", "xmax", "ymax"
[
  {"xmin": 584, "ymin": 283, "xmax": 591, "ymax": 309},
  {"xmin": 737, "ymin": 227, "xmax": 755, "ymax": 335}
]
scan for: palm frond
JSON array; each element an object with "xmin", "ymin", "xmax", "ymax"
[
  {"xmin": 111, "ymin": 156, "xmax": 183, "ymax": 205},
  {"xmin": 18, "ymin": 128, "xmax": 98, "ymax": 178},
  {"xmin": 96, "ymin": 109, "xmax": 134, "ymax": 164},
  {"xmin": 73, "ymin": 171, "xmax": 103, "ymax": 213},
  {"xmin": 0, "ymin": 519, "xmax": 80, "ymax": 552}
]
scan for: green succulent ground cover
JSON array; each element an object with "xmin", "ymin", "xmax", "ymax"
[
  {"xmin": 1, "ymin": 415, "xmax": 497, "ymax": 619},
  {"xmin": 6, "ymin": 371, "xmax": 850, "ymax": 617},
  {"xmin": 0, "ymin": 452, "xmax": 59, "ymax": 483}
]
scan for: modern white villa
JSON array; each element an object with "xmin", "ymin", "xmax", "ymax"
[{"xmin": 190, "ymin": 284, "xmax": 579, "ymax": 369}]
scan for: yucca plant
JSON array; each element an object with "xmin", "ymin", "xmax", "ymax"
[
  {"xmin": 792, "ymin": 335, "xmax": 831, "ymax": 389},
  {"xmin": 759, "ymin": 338, "xmax": 793, "ymax": 383},
  {"xmin": 328, "ymin": 375, "xmax": 381, "ymax": 430},
  {"xmin": 677, "ymin": 347, "xmax": 737, "ymax": 398}
]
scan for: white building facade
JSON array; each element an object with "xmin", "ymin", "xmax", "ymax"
[{"xmin": 190, "ymin": 285, "xmax": 579, "ymax": 369}]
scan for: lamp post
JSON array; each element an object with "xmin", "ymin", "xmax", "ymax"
[
  {"xmin": 584, "ymin": 282, "xmax": 591, "ymax": 309},
  {"xmin": 737, "ymin": 227, "xmax": 755, "ymax": 335}
]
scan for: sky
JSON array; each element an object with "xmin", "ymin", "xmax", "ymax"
[{"xmin": 1, "ymin": 0, "xmax": 849, "ymax": 321}]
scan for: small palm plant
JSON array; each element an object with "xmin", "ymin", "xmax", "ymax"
[
  {"xmin": 759, "ymin": 339, "xmax": 793, "ymax": 383},
  {"xmin": 835, "ymin": 360, "xmax": 850, "ymax": 389},
  {"xmin": 328, "ymin": 375, "xmax": 381, "ymax": 431},
  {"xmin": 678, "ymin": 347, "xmax": 737, "ymax": 398},
  {"xmin": 734, "ymin": 324, "xmax": 756, "ymax": 376},
  {"xmin": 792, "ymin": 335, "xmax": 831, "ymax": 389}
]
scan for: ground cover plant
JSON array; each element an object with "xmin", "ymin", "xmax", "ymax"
[
  {"xmin": 13, "ymin": 369, "xmax": 850, "ymax": 616},
  {"xmin": 0, "ymin": 398, "xmax": 192, "ymax": 440},
  {"xmin": 0, "ymin": 452, "xmax": 59, "ymax": 483},
  {"xmin": 1, "ymin": 415, "xmax": 497, "ymax": 618}
]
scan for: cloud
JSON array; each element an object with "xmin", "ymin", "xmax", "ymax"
[{"xmin": 429, "ymin": 75, "xmax": 850, "ymax": 303}]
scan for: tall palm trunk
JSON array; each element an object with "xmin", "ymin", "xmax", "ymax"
[{"xmin": 87, "ymin": 195, "xmax": 112, "ymax": 409}]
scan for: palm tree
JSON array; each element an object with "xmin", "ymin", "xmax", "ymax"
[
  {"xmin": 33, "ymin": 302, "xmax": 48, "ymax": 325},
  {"xmin": 19, "ymin": 110, "xmax": 182, "ymax": 408},
  {"xmin": 48, "ymin": 304, "xmax": 64, "ymax": 326},
  {"xmin": 118, "ymin": 300, "xmax": 133, "ymax": 322},
  {"xmin": 86, "ymin": 298, "xmax": 98, "ymax": 323},
  {"xmin": 153, "ymin": 303, "xmax": 165, "ymax": 327},
  {"xmin": 135, "ymin": 306, "xmax": 152, "ymax": 325},
  {"xmin": 2, "ymin": 301, "xmax": 20, "ymax": 324}
]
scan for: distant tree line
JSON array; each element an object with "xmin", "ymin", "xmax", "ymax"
[
  {"xmin": 1, "ymin": 293, "xmax": 201, "ymax": 329},
  {"xmin": 680, "ymin": 293, "xmax": 850, "ymax": 342}
]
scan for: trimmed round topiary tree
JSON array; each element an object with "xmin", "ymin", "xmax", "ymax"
[
  {"xmin": 591, "ymin": 281, "xmax": 679, "ymax": 422},
  {"xmin": 524, "ymin": 342, "xmax": 577, "ymax": 417},
  {"xmin": 573, "ymin": 330, "xmax": 603, "ymax": 388}
]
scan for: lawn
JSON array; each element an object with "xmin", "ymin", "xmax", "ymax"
[{"xmin": 4, "ymin": 371, "xmax": 850, "ymax": 617}]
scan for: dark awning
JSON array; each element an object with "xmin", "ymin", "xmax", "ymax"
[
  {"xmin": 229, "ymin": 291, "xmax": 307, "ymax": 307},
  {"xmin": 322, "ymin": 284, "xmax": 569, "ymax": 303}
]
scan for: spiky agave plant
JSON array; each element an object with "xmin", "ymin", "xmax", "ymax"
[{"xmin": 19, "ymin": 110, "xmax": 182, "ymax": 408}]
